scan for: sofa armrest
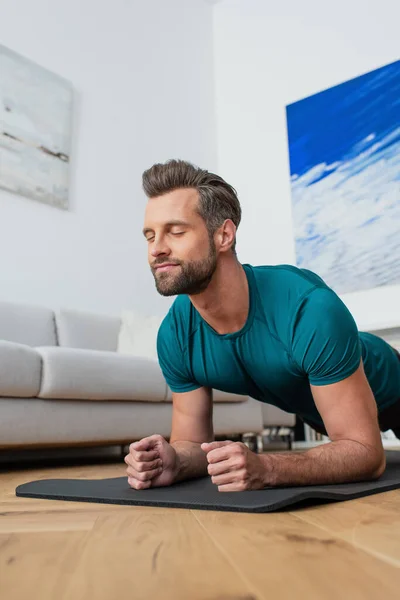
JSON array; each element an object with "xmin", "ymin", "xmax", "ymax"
[{"xmin": 0, "ymin": 340, "xmax": 41, "ymax": 397}]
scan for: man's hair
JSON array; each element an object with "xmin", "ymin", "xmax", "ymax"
[{"xmin": 142, "ymin": 159, "xmax": 241, "ymax": 253}]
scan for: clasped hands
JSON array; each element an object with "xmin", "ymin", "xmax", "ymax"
[{"xmin": 124, "ymin": 434, "xmax": 270, "ymax": 492}]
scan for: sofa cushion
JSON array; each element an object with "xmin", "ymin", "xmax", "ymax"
[
  {"xmin": 0, "ymin": 341, "xmax": 41, "ymax": 397},
  {"xmin": 36, "ymin": 347, "xmax": 167, "ymax": 402},
  {"xmin": 56, "ymin": 309, "xmax": 121, "ymax": 351},
  {"xmin": 0, "ymin": 301, "xmax": 56, "ymax": 346},
  {"xmin": 117, "ymin": 310, "xmax": 164, "ymax": 360}
]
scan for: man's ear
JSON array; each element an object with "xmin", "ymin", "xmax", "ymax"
[{"xmin": 217, "ymin": 219, "xmax": 236, "ymax": 253}]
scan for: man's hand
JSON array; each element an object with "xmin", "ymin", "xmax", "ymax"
[
  {"xmin": 124, "ymin": 434, "xmax": 178, "ymax": 490},
  {"xmin": 201, "ymin": 440, "xmax": 267, "ymax": 492}
]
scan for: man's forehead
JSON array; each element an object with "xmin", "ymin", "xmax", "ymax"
[
  {"xmin": 149, "ymin": 187, "xmax": 198, "ymax": 207},
  {"xmin": 144, "ymin": 188, "xmax": 199, "ymax": 223}
]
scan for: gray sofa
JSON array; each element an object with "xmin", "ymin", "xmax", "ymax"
[{"xmin": 0, "ymin": 300, "xmax": 295, "ymax": 452}]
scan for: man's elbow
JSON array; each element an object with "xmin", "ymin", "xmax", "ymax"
[{"xmin": 367, "ymin": 449, "xmax": 386, "ymax": 480}]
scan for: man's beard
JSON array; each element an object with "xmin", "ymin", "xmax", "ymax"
[{"xmin": 152, "ymin": 242, "xmax": 217, "ymax": 296}]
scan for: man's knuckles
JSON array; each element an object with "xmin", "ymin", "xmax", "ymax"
[
  {"xmin": 128, "ymin": 478, "xmax": 151, "ymax": 490},
  {"xmin": 236, "ymin": 455, "xmax": 246, "ymax": 468},
  {"xmin": 211, "ymin": 469, "xmax": 248, "ymax": 486},
  {"xmin": 134, "ymin": 451, "xmax": 150, "ymax": 462},
  {"xmin": 208, "ymin": 463, "xmax": 222, "ymax": 475},
  {"xmin": 128, "ymin": 435, "xmax": 163, "ymax": 453},
  {"xmin": 208, "ymin": 442, "xmax": 247, "ymax": 461},
  {"xmin": 135, "ymin": 481, "xmax": 150, "ymax": 490},
  {"xmin": 207, "ymin": 455, "xmax": 246, "ymax": 473},
  {"xmin": 127, "ymin": 467, "xmax": 156, "ymax": 482},
  {"xmin": 232, "ymin": 469, "xmax": 248, "ymax": 483},
  {"xmin": 136, "ymin": 470, "xmax": 156, "ymax": 482},
  {"xmin": 232, "ymin": 443, "xmax": 248, "ymax": 456},
  {"xmin": 134, "ymin": 462, "xmax": 147, "ymax": 473},
  {"xmin": 218, "ymin": 477, "xmax": 250, "ymax": 492},
  {"xmin": 235, "ymin": 480, "xmax": 250, "ymax": 491},
  {"xmin": 207, "ymin": 449, "xmax": 231, "ymax": 463},
  {"xmin": 136, "ymin": 459, "xmax": 160, "ymax": 472}
]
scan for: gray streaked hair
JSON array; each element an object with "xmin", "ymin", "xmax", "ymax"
[{"xmin": 142, "ymin": 159, "xmax": 241, "ymax": 253}]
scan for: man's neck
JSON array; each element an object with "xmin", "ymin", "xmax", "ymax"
[{"xmin": 189, "ymin": 257, "xmax": 249, "ymax": 335}]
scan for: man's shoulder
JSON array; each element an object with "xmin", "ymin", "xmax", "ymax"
[
  {"xmin": 248, "ymin": 263, "xmax": 330, "ymax": 297},
  {"xmin": 246, "ymin": 263, "xmax": 340, "ymax": 339}
]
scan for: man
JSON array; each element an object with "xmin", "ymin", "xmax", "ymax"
[{"xmin": 125, "ymin": 159, "xmax": 400, "ymax": 492}]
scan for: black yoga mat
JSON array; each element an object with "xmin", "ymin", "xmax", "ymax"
[{"xmin": 16, "ymin": 451, "xmax": 400, "ymax": 513}]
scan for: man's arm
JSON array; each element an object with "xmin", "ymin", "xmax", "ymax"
[
  {"xmin": 170, "ymin": 386, "xmax": 214, "ymax": 482},
  {"xmin": 259, "ymin": 359, "xmax": 386, "ymax": 486}
]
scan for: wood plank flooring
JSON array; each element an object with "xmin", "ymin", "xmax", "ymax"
[{"xmin": 1, "ymin": 459, "xmax": 400, "ymax": 600}]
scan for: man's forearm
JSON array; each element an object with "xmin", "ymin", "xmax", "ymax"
[
  {"xmin": 261, "ymin": 440, "xmax": 386, "ymax": 487},
  {"xmin": 171, "ymin": 441, "xmax": 209, "ymax": 482}
]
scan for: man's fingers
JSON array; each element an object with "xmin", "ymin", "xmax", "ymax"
[
  {"xmin": 135, "ymin": 450, "xmax": 160, "ymax": 463},
  {"xmin": 201, "ymin": 440, "xmax": 233, "ymax": 453},
  {"xmin": 211, "ymin": 472, "xmax": 239, "ymax": 487},
  {"xmin": 205, "ymin": 446, "xmax": 235, "ymax": 464},
  {"xmin": 129, "ymin": 440, "xmax": 151, "ymax": 451},
  {"xmin": 130, "ymin": 437, "xmax": 158, "ymax": 452},
  {"xmin": 207, "ymin": 457, "xmax": 235, "ymax": 476},
  {"xmin": 124, "ymin": 450, "xmax": 159, "ymax": 465},
  {"xmin": 126, "ymin": 465, "xmax": 162, "ymax": 481},
  {"xmin": 128, "ymin": 477, "xmax": 152, "ymax": 490},
  {"xmin": 217, "ymin": 483, "xmax": 239, "ymax": 492},
  {"xmin": 126, "ymin": 457, "xmax": 162, "ymax": 472}
]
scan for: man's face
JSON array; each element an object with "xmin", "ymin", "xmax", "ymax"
[{"xmin": 143, "ymin": 188, "xmax": 217, "ymax": 296}]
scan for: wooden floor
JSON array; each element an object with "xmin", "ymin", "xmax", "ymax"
[{"xmin": 1, "ymin": 458, "xmax": 400, "ymax": 600}]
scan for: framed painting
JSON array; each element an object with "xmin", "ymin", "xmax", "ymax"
[
  {"xmin": 0, "ymin": 45, "xmax": 73, "ymax": 210},
  {"xmin": 286, "ymin": 60, "xmax": 400, "ymax": 294}
]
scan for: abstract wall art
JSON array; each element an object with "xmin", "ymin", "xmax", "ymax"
[
  {"xmin": 286, "ymin": 60, "xmax": 400, "ymax": 294},
  {"xmin": 0, "ymin": 44, "xmax": 73, "ymax": 210}
]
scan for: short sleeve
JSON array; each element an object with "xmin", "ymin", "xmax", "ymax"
[
  {"xmin": 289, "ymin": 287, "xmax": 361, "ymax": 385},
  {"xmin": 157, "ymin": 316, "xmax": 201, "ymax": 393}
]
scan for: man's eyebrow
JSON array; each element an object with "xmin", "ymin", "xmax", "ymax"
[
  {"xmin": 142, "ymin": 220, "xmax": 190, "ymax": 236},
  {"xmin": 166, "ymin": 220, "xmax": 191, "ymax": 228}
]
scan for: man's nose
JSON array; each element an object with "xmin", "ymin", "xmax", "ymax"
[{"xmin": 150, "ymin": 236, "xmax": 170, "ymax": 258}]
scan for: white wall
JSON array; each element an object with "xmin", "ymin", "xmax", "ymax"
[
  {"xmin": 0, "ymin": 0, "xmax": 217, "ymax": 317},
  {"xmin": 213, "ymin": 0, "xmax": 400, "ymax": 331}
]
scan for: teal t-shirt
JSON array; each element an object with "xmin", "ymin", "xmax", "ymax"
[{"xmin": 157, "ymin": 264, "xmax": 400, "ymax": 427}]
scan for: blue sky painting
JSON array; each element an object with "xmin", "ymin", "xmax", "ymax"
[{"xmin": 286, "ymin": 60, "xmax": 400, "ymax": 294}]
